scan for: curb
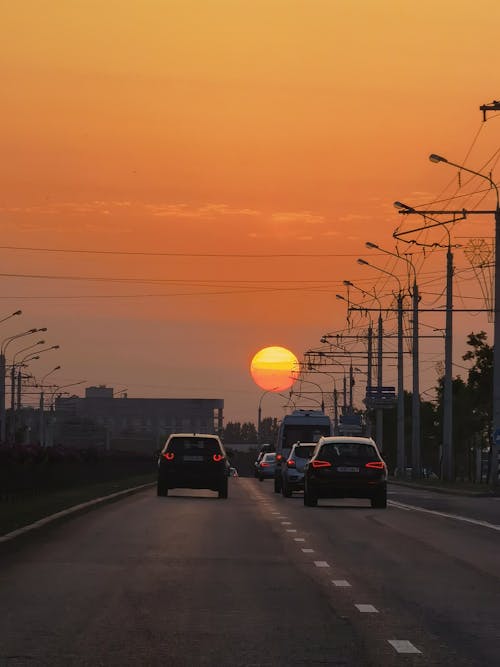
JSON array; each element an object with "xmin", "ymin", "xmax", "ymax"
[
  {"xmin": 389, "ymin": 479, "xmax": 496, "ymax": 498},
  {"xmin": 0, "ymin": 482, "xmax": 155, "ymax": 544}
]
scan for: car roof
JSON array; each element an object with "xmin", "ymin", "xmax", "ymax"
[
  {"xmin": 167, "ymin": 433, "xmax": 221, "ymax": 439},
  {"xmin": 318, "ymin": 436, "xmax": 377, "ymax": 446}
]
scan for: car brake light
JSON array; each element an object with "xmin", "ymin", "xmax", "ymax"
[
  {"xmin": 260, "ymin": 461, "xmax": 270, "ymax": 467},
  {"xmin": 163, "ymin": 452, "xmax": 175, "ymax": 461},
  {"xmin": 365, "ymin": 461, "xmax": 385, "ymax": 470},
  {"xmin": 213, "ymin": 454, "xmax": 224, "ymax": 462},
  {"xmin": 287, "ymin": 459, "xmax": 296, "ymax": 467},
  {"xmin": 311, "ymin": 460, "xmax": 332, "ymax": 468}
]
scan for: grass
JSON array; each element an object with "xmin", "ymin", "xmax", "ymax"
[{"xmin": 0, "ymin": 473, "xmax": 156, "ymax": 536}]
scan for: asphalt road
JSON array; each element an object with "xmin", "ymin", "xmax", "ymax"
[{"xmin": 0, "ymin": 480, "xmax": 498, "ymax": 666}]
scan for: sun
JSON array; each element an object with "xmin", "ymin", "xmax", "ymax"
[{"xmin": 250, "ymin": 346, "xmax": 299, "ymax": 391}]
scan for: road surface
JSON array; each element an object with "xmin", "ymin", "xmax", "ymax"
[{"xmin": 0, "ymin": 480, "xmax": 498, "ymax": 666}]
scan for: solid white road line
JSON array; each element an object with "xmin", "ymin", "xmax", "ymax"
[
  {"xmin": 314, "ymin": 561, "xmax": 330, "ymax": 568},
  {"xmin": 389, "ymin": 500, "xmax": 500, "ymax": 532},
  {"xmin": 332, "ymin": 580, "xmax": 351, "ymax": 587},
  {"xmin": 387, "ymin": 640, "xmax": 421, "ymax": 654},
  {"xmin": 355, "ymin": 604, "xmax": 378, "ymax": 613}
]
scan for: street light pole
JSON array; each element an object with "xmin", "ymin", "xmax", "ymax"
[
  {"xmin": 1, "ymin": 327, "xmax": 45, "ymax": 443},
  {"xmin": 39, "ymin": 365, "xmax": 61, "ymax": 446},
  {"xmin": 361, "ymin": 248, "xmax": 410, "ymax": 475},
  {"xmin": 429, "ymin": 153, "xmax": 500, "ymax": 485},
  {"xmin": 258, "ymin": 388, "xmax": 278, "ymax": 444}
]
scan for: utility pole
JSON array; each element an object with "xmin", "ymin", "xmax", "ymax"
[
  {"xmin": 366, "ymin": 325, "xmax": 373, "ymax": 437},
  {"xmin": 333, "ymin": 387, "xmax": 339, "ymax": 434},
  {"xmin": 442, "ymin": 244, "xmax": 454, "ymax": 480},
  {"xmin": 376, "ymin": 309, "xmax": 384, "ymax": 452},
  {"xmin": 396, "ymin": 292, "xmax": 405, "ymax": 476}
]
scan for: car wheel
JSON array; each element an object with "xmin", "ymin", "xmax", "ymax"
[
  {"xmin": 258, "ymin": 476, "xmax": 264, "ymax": 482},
  {"xmin": 157, "ymin": 480, "xmax": 168, "ymax": 497},
  {"xmin": 303, "ymin": 486, "xmax": 318, "ymax": 507},
  {"xmin": 371, "ymin": 490, "xmax": 387, "ymax": 508},
  {"xmin": 274, "ymin": 476, "xmax": 281, "ymax": 493},
  {"xmin": 282, "ymin": 482, "xmax": 292, "ymax": 498},
  {"xmin": 218, "ymin": 480, "xmax": 228, "ymax": 499}
]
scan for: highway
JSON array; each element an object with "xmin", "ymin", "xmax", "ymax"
[{"xmin": 1, "ymin": 480, "xmax": 499, "ymax": 666}]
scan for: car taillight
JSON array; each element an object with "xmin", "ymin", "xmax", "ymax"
[
  {"xmin": 163, "ymin": 452, "xmax": 175, "ymax": 461},
  {"xmin": 213, "ymin": 454, "xmax": 225, "ymax": 462},
  {"xmin": 365, "ymin": 461, "xmax": 385, "ymax": 470},
  {"xmin": 276, "ymin": 454, "xmax": 283, "ymax": 461},
  {"xmin": 311, "ymin": 460, "xmax": 332, "ymax": 469},
  {"xmin": 260, "ymin": 461, "xmax": 270, "ymax": 467},
  {"xmin": 287, "ymin": 459, "xmax": 296, "ymax": 467}
]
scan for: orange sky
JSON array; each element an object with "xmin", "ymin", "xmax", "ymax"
[{"xmin": 1, "ymin": 1, "xmax": 500, "ymax": 421}]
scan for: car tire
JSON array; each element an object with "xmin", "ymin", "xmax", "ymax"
[
  {"xmin": 274, "ymin": 476, "xmax": 281, "ymax": 493},
  {"xmin": 157, "ymin": 480, "xmax": 168, "ymax": 497},
  {"xmin": 218, "ymin": 480, "xmax": 228, "ymax": 499},
  {"xmin": 258, "ymin": 476, "xmax": 264, "ymax": 482},
  {"xmin": 303, "ymin": 485, "xmax": 318, "ymax": 507},
  {"xmin": 282, "ymin": 481, "xmax": 292, "ymax": 498},
  {"xmin": 371, "ymin": 490, "xmax": 387, "ymax": 509}
]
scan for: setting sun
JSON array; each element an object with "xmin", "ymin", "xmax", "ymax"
[{"xmin": 250, "ymin": 346, "xmax": 299, "ymax": 392}]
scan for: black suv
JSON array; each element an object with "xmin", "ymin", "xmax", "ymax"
[
  {"xmin": 157, "ymin": 433, "xmax": 229, "ymax": 498},
  {"xmin": 304, "ymin": 436, "xmax": 387, "ymax": 508}
]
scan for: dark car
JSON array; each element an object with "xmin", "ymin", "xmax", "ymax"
[
  {"xmin": 281, "ymin": 442, "xmax": 316, "ymax": 497},
  {"xmin": 303, "ymin": 436, "xmax": 387, "ymax": 508},
  {"xmin": 157, "ymin": 433, "xmax": 229, "ymax": 498},
  {"xmin": 256, "ymin": 452, "xmax": 277, "ymax": 481}
]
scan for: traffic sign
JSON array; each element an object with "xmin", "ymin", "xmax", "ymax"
[{"xmin": 493, "ymin": 428, "xmax": 500, "ymax": 446}]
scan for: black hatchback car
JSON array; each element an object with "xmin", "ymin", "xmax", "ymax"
[
  {"xmin": 303, "ymin": 436, "xmax": 387, "ymax": 508},
  {"xmin": 157, "ymin": 433, "xmax": 229, "ymax": 498}
]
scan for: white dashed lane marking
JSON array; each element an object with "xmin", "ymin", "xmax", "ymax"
[
  {"xmin": 301, "ymin": 548, "xmax": 314, "ymax": 553},
  {"xmin": 332, "ymin": 580, "xmax": 351, "ymax": 587},
  {"xmin": 281, "ymin": 521, "xmax": 292, "ymax": 525},
  {"xmin": 314, "ymin": 561, "xmax": 330, "ymax": 568},
  {"xmin": 355, "ymin": 604, "xmax": 378, "ymax": 613},
  {"xmin": 294, "ymin": 537, "xmax": 306, "ymax": 542},
  {"xmin": 388, "ymin": 640, "xmax": 421, "ymax": 654},
  {"xmin": 286, "ymin": 529, "xmax": 297, "ymax": 533}
]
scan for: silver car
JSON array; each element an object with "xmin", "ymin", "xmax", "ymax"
[{"xmin": 281, "ymin": 442, "xmax": 316, "ymax": 497}]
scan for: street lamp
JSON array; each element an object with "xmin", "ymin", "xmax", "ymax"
[
  {"xmin": 39, "ymin": 365, "xmax": 61, "ymax": 446},
  {"xmin": 0, "ymin": 327, "xmax": 47, "ymax": 443},
  {"xmin": 258, "ymin": 388, "xmax": 278, "ymax": 445},
  {"xmin": 429, "ymin": 152, "xmax": 500, "ymax": 486},
  {"xmin": 47, "ymin": 379, "xmax": 86, "ymax": 447},
  {"xmin": 294, "ymin": 376, "xmax": 325, "ymax": 412},
  {"xmin": 358, "ymin": 255, "xmax": 406, "ymax": 475},
  {"xmin": 365, "ymin": 244, "xmax": 420, "ymax": 477}
]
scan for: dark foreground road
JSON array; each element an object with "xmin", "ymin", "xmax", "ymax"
[{"xmin": 0, "ymin": 479, "xmax": 499, "ymax": 666}]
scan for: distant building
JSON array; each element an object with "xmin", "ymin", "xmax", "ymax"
[{"xmin": 53, "ymin": 386, "xmax": 224, "ymax": 452}]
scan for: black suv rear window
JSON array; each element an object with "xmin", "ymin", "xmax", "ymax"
[
  {"xmin": 294, "ymin": 446, "xmax": 315, "ymax": 459},
  {"xmin": 167, "ymin": 437, "xmax": 221, "ymax": 455},
  {"xmin": 320, "ymin": 442, "xmax": 378, "ymax": 461}
]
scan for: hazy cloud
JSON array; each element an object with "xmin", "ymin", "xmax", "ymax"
[{"xmin": 270, "ymin": 211, "xmax": 325, "ymax": 225}]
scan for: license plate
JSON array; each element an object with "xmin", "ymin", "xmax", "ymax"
[
  {"xmin": 337, "ymin": 466, "xmax": 359, "ymax": 472},
  {"xmin": 183, "ymin": 455, "xmax": 203, "ymax": 462}
]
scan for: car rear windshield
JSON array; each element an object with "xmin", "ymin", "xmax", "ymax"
[
  {"xmin": 294, "ymin": 446, "xmax": 316, "ymax": 459},
  {"xmin": 263, "ymin": 453, "xmax": 276, "ymax": 462},
  {"xmin": 319, "ymin": 442, "xmax": 378, "ymax": 461},
  {"xmin": 167, "ymin": 437, "xmax": 221, "ymax": 455}
]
